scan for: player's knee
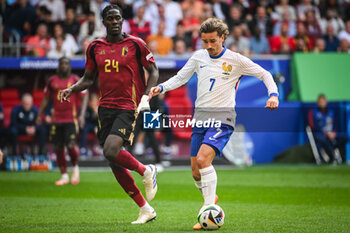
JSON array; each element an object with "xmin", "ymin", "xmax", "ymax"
[
  {"xmin": 103, "ymin": 143, "xmax": 121, "ymax": 162},
  {"xmin": 196, "ymin": 156, "xmax": 207, "ymax": 169}
]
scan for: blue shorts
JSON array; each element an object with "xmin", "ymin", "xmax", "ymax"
[{"xmin": 190, "ymin": 124, "xmax": 234, "ymax": 157}]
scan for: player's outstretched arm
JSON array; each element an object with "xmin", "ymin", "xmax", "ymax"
[
  {"xmin": 60, "ymin": 69, "xmax": 96, "ymax": 102},
  {"xmin": 265, "ymin": 96, "xmax": 279, "ymax": 111}
]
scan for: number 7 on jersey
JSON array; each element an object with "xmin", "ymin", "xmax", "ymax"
[{"xmin": 209, "ymin": 78, "xmax": 216, "ymax": 91}]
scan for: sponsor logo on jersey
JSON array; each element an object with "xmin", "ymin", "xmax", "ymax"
[
  {"xmin": 118, "ymin": 128, "xmax": 126, "ymax": 135},
  {"xmin": 98, "ymin": 50, "xmax": 105, "ymax": 55}
]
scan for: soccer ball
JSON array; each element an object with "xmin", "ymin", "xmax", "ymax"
[{"xmin": 198, "ymin": 204, "xmax": 225, "ymax": 230}]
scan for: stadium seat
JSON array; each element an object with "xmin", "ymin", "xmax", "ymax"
[
  {"xmin": 3, "ymin": 106, "xmax": 12, "ymax": 127},
  {"xmin": 0, "ymin": 88, "xmax": 20, "ymax": 108},
  {"xmin": 165, "ymin": 86, "xmax": 193, "ymax": 140},
  {"xmin": 32, "ymin": 89, "xmax": 44, "ymax": 108}
]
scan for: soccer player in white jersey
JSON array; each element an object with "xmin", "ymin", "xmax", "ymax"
[{"xmin": 148, "ymin": 18, "xmax": 279, "ymax": 230}]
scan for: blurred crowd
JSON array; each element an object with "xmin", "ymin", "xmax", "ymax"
[{"xmin": 1, "ymin": 0, "xmax": 350, "ymax": 58}]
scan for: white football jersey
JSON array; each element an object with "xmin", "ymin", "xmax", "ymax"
[{"xmin": 160, "ymin": 47, "xmax": 278, "ymax": 126}]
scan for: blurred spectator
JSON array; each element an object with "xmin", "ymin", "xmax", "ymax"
[
  {"xmin": 76, "ymin": 36, "xmax": 92, "ymax": 57},
  {"xmin": 79, "ymin": 93, "xmax": 99, "ymax": 158},
  {"xmin": 34, "ymin": 7, "xmax": 55, "ymax": 36},
  {"xmin": 275, "ymin": 0, "xmax": 297, "ymax": 21},
  {"xmin": 297, "ymin": 0, "xmax": 321, "ymax": 22},
  {"xmin": 5, "ymin": 0, "xmax": 36, "ymax": 39},
  {"xmin": 9, "ymin": 93, "xmax": 46, "ymax": 156},
  {"xmin": 235, "ymin": 0, "xmax": 250, "ymax": 20},
  {"xmin": 147, "ymin": 21, "xmax": 173, "ymax": 56},
  {"xmin": 309, "ymin": 94, "xmax": 348, "ymax": 164},
  {"xmin": 151, "ymin": 1, "xmax": 182, "ymax": 38},
  {"xmin": 295, "ymin": 37, "xmax": 309, "ymax": 52},
  {"xmin": 338, "ymin": 39, "xmax": 350, "ymax": 53},
  {"xmin": 0, "ymin": 102, "xmax": 7, "ymax": 152},
  {"xmin": 312, "ymin": 37, "xmax": 326, "ymax": 52},
  {"xmin": 25, "ymin": 23, "xmax": 50, "ymax": 57},
  {"xmin": 78, "ymin": 11, "xmax": 105, "ymax": 44},
  {"xmin": 39, "ymin": 0, "xmax": 65, "ymax": 22},
  {"xmin": 225, "ymin": 24, "xmax": 250, "ymax": 55},
  {"xmin": 0, "ymin": 0, "xmax": 9, "ymax": 22},
  {"xmin": 227, "ymin": 5, "xmax": 247, "ymax": 33},
  {"xmin": 181, "ymin": 8, "xmax": 200, "ymax": 41},
  {"xmin": 295, "ymin": 22, "xmax": 313, "ymax": 51},
  {"xmin": 338, "ymin": 20, "xmax": 350, "ymax": 44},
  {"xmin": 148, "ymin": 40, "xmax": 158, "ymax": 55},
  {"xmin": 168, "ymin": 39, "xmax": 191, "ymax": 58},
  {"xmin": 323, "ymin": 23, "xmax": 340, "ymax": 52},
  {"xmin": 128, "ymin": 5, "xmax": 151, "ymax": 41},
  {"xmin": 181, "ymin": 0, "xmax": 204, "ymax": 21},
  {"xmin": 66, "ymin": 0, "xmax": 91, "ymax": 22},
  {"xmin": 248, "ymin": 6, "xmax": 273, "ymax": 37},
  {"xmin": 200, "ymin": 2, "xmax": 213, "ymax": 23},
  {"xmin": 304, "ymin": 10, "xmax": 322, "ymax": 41},
  {"xmin": 50, "ymin": 23, "xmax": 79, "ymax": 57},
  {"xmin": 210, "ymin": 0, "xmax": 230, "ymax": 21},
  {"xmin": 270, "ymin": 23, "xmax": 295, "ymax": 54},
  {"xmin": 62, "ymin": 8, "xmax": 80, "ymax": 38},
  {"xmin": 249, "ymin": 26, "xmax": 270, "ymax": 54},
  {"xmin": 112, "ymin": 0, "xmax": 132, "ymax": 20},
  {"xmin": 273, "ymin": 9, "xmax": 296, "ymax": 37},
  {"xmin": 319, "ymin": 9, "xmax": 345, "ymax": 35},
  {"xmin": 319, "ymin": 0, "xmax": 343, "ymax": 20},
  {"xmin": 172, "ymin": 22, "xmax": 192, "ymax": 51},
  {"xmin": 47, "ymin": 35, "xmax": 65, "ymax": 58},
  {"xmin": 133, "ymin": 0, "xmax": 159, "ymax": 23}
]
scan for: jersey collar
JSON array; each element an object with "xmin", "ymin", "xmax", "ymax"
[{"xmin": 209, "ymin": 46, "xmax": 226, "ymax": 59}]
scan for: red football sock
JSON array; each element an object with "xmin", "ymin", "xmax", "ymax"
[
  {"xmin": 68, "ymin": 146, "xmax": 79, "ymax": 166},
  {"xmin": 55, "ymin": 149, "xmax": 67, "ymax": 174},
  {"xmin": 112, "ymin": 167, "xmax": 146, "ymax": 207},
  {"xmin": 114, "ymin": 150, "xmax": 146, "ymax": 176}
]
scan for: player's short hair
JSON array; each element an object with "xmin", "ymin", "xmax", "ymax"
[
  {"xmin": 59, "ymin": 56, "xmax": 70, "ymax": 63},
  {"xmin": 200, "ymin": 18, "xmax": 229, "ymax": 40},
  {"xmin": 102, "ymin": 4, "xmax": 123, "ymax": 20}
]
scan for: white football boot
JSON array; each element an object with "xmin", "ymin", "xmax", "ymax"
[
  {"xmin": 131, "ymin": 208, "xmax": 156, "ymax": 224},
  {"xmin": 143, "ymin": 165, "xmax": 158, "ymax": 201}
]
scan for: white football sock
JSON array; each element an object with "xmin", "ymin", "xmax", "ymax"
[
  {"xmin": 61, "ymin": 173, "xmax": 69, "ymax": 180},
  {"xmin": 72, "ymin": 165, "xmax": 79, "ymax": 172},
  {"xmin": 199, "ymin": 165, "xmax": 217, "ymax": 205},
  {"xmin": 194, "ymin": 180, "xmax": 202, "ymax": 194},
  {"xmin": 143, "ymin": 165, "xmax": 151, "ymax": 177},
  {"xmin": 140, "ymin": 201, "xmax": 153, "ymax": 212}
]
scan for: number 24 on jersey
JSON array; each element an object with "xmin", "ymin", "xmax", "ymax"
[{"xmin": 105, "ymin": 59, "xmax": 119, "ymax": 72}]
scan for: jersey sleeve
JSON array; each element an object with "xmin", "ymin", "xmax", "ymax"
[
  {"xmin": 237, "ymin": 54, "xmax": 278, "ymax": 96},
  {"xmin": 138, "ymin": 40, "xmax": 155, "ymax": 68},
  {"xmin": 85, "ymin": 41, "xmax": 97, "ymax": 70},
  {"xmin": 160, "ymin": 54, "xmax": 197, "ymax": 93}
]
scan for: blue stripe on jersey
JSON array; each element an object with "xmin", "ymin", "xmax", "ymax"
[{"xmin": 209, "ymin": 46, "xmax": 227, "ymax": 59}]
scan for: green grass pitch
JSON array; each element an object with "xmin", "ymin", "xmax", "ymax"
[{"xmin": 1, "ymin": 165, "xmax": 350, "ymax": 233}]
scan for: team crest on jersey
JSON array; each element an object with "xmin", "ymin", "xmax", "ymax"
[
  {"xmin": 122, "ymin": 47, "xmax": 128, "ymax": 56},
  {"xmin": 222, "ymin": 62, "xmax": 232, "ymax": 75}
]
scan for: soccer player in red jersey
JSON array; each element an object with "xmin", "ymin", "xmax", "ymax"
[
  {"xmin": 37, "ymin": 57, "xmax": 88, "ymax": 186},
  {"xmin": 59, "ymin": 5, "xmax": 159, "ymax": 224}
]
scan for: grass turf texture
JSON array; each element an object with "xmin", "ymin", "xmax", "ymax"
[{"xmin": 0, "ymin": 165, "xmax": 350, "ymax": 233}]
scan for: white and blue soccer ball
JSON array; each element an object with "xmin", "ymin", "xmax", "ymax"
[{"xmin": 198, "ymin": 204, "xmax": 225, "ymax": 230}]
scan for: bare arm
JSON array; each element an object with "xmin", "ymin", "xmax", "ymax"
[
  {"xmin": 79, "ymin": 92, "xmax": 89, "ymax": 128},
  {"xmin": 144, "ymin": 62, "xmax": 159, "ymax": 95},
  {"xmin": 36, "ymin": 95, "xmax": 50, "ymax": 124},
  {"xmin": 60, "ymin": 69, "xmax": 96, "ymax": 102}
]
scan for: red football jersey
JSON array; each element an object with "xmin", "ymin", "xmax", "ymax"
[
  {"xmin": 44, "ymin": 75, "xmax": 85, "ymax": 123},
  {"xmin": 85, "ymin": 34, "xmax": 155, "ymax": 110}
]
